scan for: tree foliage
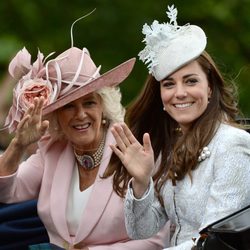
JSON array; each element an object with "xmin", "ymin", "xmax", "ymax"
[{"xmin": 0, "ymin": 0, "xmax": 250, "ymax": 116}]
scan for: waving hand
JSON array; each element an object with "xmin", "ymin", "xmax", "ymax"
[
  {"xmin": 15, "ymin": 97, "xmax": 49, "ymax": 147},
  {"xmin": 111, "ymin": 123, "xmax": 155, "ymax": 197}
]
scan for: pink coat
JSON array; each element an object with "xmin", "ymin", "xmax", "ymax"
[{"xmin": 0, "ymin": 128, "xmax": 169, "ymax": 249}]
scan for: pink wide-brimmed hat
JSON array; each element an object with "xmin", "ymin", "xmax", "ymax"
[
  {"xmin": 43, "ymin": 47, "xmax": 135, "ymax": 115},
  {"xmin": 4, "ymin": 46, "xmax": 135, "ymax": 133}
]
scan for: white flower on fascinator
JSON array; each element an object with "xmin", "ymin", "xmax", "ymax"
[
  {"xmin": 4, "ymin": 47, "xmax": 59, "ymax": 133},
  {"xmin": 139, "ymin": 5, "xmax": 183, "ymax": 73},
  {"xmin": 138, "ymin": 4, "xmax": 207, "ymax": 81},
  {"xmin": 166, "ymin": 5, "xmax": 178, "ymax": 26}
]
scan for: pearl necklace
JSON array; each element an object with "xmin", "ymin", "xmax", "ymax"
[{"xmin": 74, "ymin": 133, "xmax": 105, "ymax": 170}]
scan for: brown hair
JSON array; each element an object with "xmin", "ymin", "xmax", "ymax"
[{"xmin": 103, "ymin": 51, "xmax": 242, "ymax": 199}]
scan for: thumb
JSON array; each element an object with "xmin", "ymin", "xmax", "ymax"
[
  {"xmin": 143, "ymin": 133, "xmax": 152, "ymax": 153},
  {"xmin": 40, "ymin": 120, "xmax": 49, "ymax": 135}
]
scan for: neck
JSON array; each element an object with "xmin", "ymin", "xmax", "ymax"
[
  {"xmin": 73, "ymin": 129, "xmax": 104, "ymax": 154},
  {"xmin": 73, "ymin": 130, "xmax": 106, "ymax": 170}
]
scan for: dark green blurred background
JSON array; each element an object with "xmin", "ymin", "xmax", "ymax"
[{"xmin": 0, "ymin": 0, "xmax": 250, "ymax": 116}]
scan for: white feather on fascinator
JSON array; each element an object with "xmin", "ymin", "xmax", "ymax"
[{"xmin": 139, "ymin": 5, "xmax": 207, "ymax": 81}]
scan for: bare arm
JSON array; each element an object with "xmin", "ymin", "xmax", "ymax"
[{"xmin": 0, "ymin": 97, "xmax": 49, "ymax": 176}]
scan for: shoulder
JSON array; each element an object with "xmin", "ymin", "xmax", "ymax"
[
  {"xmin": 38, "ymin": 135, "xmax": 68, "ymax": 155},
  {"xmin": 205, "ymin": 124, "xmax": 250, "ymax": 190},
  {"xmin": 208, "ymin": 124, "xmax": 250, "ymax": 167},
  {"xmin": 213, "ymin": 123, "xmax": 250, "ymax": 148}
]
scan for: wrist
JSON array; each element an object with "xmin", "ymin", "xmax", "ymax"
[
  {"xmin": 131, "ymin": 177, "xmax": 150, "ymax": 198},
  {"xmin": 11, "ymin": 137, "xmax": 26, "ymax": 150},
  {"xmin": 0, "ymin": 138, "xmax": 25, "ymax": 176},
  {"xmin": 9, "ymin": 137, "xmax": 27, "ymax": 160}
]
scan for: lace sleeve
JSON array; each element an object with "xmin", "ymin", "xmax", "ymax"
[{"xmin": 124, "ymin": 178, "xmax": 168, "ymax": 239}]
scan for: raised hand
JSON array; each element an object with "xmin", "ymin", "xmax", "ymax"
[
  {"xmin": 14, "ymin": 97, "xmax": 49, "ymax": 147},
  {"xmin": 110, "ymin": 123, "xmax": 155, "ymax": 197}
]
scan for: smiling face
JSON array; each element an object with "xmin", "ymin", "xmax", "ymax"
[
  {"xmin": 57, "ymin": 92, "xmax": 104, "ymax": 153},
  {"xmin": 160, "ymin": 60, "xmax": 212, "ymax": 133}
]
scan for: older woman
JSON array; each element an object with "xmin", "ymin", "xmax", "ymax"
[{"xmin": 0, "ymin": 45, "xmax": 169, "ymax": 249}]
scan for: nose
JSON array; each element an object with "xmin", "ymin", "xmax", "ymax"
[
  {"xmin": 75, "ymin": 106, "xmax": 87, "ymax": 120},
  {"xmin": 175, "ymin": 84, "xmax": 187, "ymax": 99}
]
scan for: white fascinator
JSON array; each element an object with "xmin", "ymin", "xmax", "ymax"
[{"xmin": 138, "ymin": 5, "xmax": 207, "ymax": 81}]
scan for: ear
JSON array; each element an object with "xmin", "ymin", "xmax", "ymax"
[{"xmin": 208, "ymin": 85, "xmax": 212, "ymax": 98}]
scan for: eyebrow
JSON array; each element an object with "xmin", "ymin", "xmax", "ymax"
[{"xmin": 165, "ymin": 73, "xmax": 199, "ymax": 81}]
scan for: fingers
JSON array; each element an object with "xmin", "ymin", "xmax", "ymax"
[
  {"xmin": 111, "ymin": 124, "xmax": 127, "ymax": 152},
  {"xmin": 109, "ymin": 144, "xmax": 124, "ymax": 161},
  {"xmin": 120, "ymin": 123, "xmax": 138, "ymax": 145},
  {"xmin": 24, "ymin": 97, "xmax": 44, "ymax": 117},
  {"xmin": 31, "ymin": 97, "xmax": 44, "ymax": 116},
  {"xmin": 17, "ymin": 97, "xmax": 45, "ymax": 131},
  {"xmin": 111, "ymin": 123, "xmax": 140, "ymax": 149},
  {"xmin": 143, "ymin": 133, "xmax": 152, "ymax": 154},
  {"xmin": 17, "ymin": 114, "xmax": 31, "ymax": 131},
  {"xmin": 40, "ymin": 120, "xmax": 49, "ymax": 135},
  {"xmin": 111, "ymin": 123, "xmax": 153, "ymax": 155}
]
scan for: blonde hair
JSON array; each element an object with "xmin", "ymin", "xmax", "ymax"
[
  {"xmin": 97, "ymin": 86, "xmax": 125, "ymax": 123},
  {"xmin": 46, "ymin": 86, "xmax": 125, "ymax": 141}
]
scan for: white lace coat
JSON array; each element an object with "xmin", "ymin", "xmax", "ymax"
[{"xmin": 125, "ymin": 124, "xmax": 250, "ymax": 250}]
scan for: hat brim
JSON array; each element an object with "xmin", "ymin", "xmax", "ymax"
[{"xmin": 42, "ymin": 58, "xmax": 136, "ymax": 116}]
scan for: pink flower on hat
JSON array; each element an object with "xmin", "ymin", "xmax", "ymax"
[
  {"xmin": 4, "ymin": 47, "xmax": 58, "ymax": 133},
  {"xmin": 16, "ymin": 78, "xmax": 54, "ymax": 110}
]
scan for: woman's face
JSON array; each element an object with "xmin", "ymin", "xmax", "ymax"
[
  {"xmin": 160, "ymin": 60, "xmax": 212, "ymax": 133},
  {"xmin": 57, "ymin": 92, "xmax": 104, "ymax": 151}
]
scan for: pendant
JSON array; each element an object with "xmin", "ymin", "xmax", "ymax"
[{"xmin": 80, "ymin": 155, "xmax": 95, "ymax": 169}]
